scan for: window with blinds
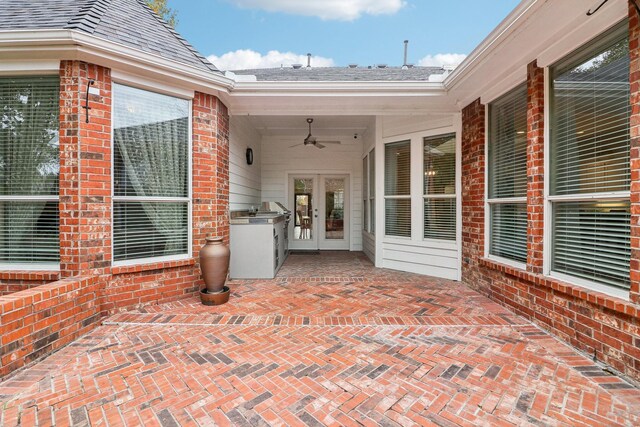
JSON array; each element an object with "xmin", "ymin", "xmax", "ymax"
[
  {"xmin": 363, "ymin": 156, "xmax": 368, "ymax": 232},
  {"xmin": 487, "ymin": 84, "xmax": 527, "ymax": 263},
  {"xmin": 424, "ymin": 133, "xmax": 456, "ymax": 240},
  {"xmin": 369, "ymin": 149, "xmax": 375, "ymax": 234},
  {"xmin": 549, "ymin": 22, "xmax": 630, "ymax": 292},
  {"xmin": 385, "ymin": 141, "xmax": 410, "ymax": 237},
  {"xmin": 0, "ymin": 76, "xmax": 60, "ymax": 265},
  {"xmin": 113, "ymin": 84, "xmax": 191, "ymax": 263}
]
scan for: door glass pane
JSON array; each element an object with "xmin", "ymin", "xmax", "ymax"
[
  {"xmin": 325, "ymin": 178, "xmax": 345, "ymax": 240},
  {"xmin": 294, "ymin": 178, "xmax": 313, "ymax": 240}
]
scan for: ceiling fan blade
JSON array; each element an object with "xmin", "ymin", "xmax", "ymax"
[
  {"xmin": 316, "ymin": 140, "xmax": 341, "ymax": 145},
  {"xmin": 315, "ymin": 143, "xmax": 326, "ymax": 149},
  {"xmin": 289, "ymin": 143, "xmax": 304, "ymax": 148}
]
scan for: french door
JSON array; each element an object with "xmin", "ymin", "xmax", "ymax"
[{"xmin": 289, "ymin": 174, "xmax": 350, "ymax": 250}]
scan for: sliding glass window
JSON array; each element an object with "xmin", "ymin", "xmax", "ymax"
[
  {"xmin": 0, "ymin": 76, "xmax": 60, "ymax": 266},
  {"xmin": 113, "ymin": 84, "xmax": 191, "ymax": 263}
]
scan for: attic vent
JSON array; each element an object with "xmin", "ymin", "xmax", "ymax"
[
  {"xmin": 377, "ymin": 64, "xmax": 388, "ymax": 69},
  {"xmin": 348, "ymin": 64, "xmax": 358, "ymax": 69},
  {"xmin": 292, "ymin": 64, "xmax": 303, "ymax": 69}
]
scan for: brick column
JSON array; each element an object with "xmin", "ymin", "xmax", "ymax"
[
  {"xmin": 192, "ymin": 93, "xmax": 230, "ymax": 262},
  {"xmin": 58, "ymin": 61, "xmax": 112, "ymax": 278},
  {"xmin": 526, "ymin": 61, "xmax": 545, "ymax": 274},
  {"xmin": 630, "ymin": 1, "xmax": 640, "ymax": 303},
  {"xmin": 461, "ymin": 99, "xmax": 489, "ymax": 294}
]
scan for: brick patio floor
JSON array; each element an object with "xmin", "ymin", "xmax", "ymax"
[{"xmin": 2, "ymin": 252, "xmax": 640, "ymax": 426}]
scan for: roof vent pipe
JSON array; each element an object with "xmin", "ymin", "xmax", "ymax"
[
  {"xmin": 307, "ymin": 53, "xmax": 312, "ymax": 68},
  {"xmin": 403, "ymin": 40, "xmax": 409, "ymax": 69},
  {"xmin": 292, "ymin": 64, "xmax": 303, "ymax": 69}
]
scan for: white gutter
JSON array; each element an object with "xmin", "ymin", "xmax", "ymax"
[
  {"xmin": 232, "ymin": 80, "xmax": 446, "ymax": 97},
  {"xmin": 443, "ymin": 0, "xmax": 540, "ymax": 90}
]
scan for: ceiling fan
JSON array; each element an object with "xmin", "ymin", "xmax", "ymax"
[{"xmin": 289, "ymin": 118, "xmax": 341, "ymax": 149}]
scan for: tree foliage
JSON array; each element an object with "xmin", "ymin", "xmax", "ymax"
[{"xmin": 146, "ymin": 0, "xmax": 178, "ymax": 28}]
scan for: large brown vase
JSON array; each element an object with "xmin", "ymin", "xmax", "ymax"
[{"xmin": 199, "ymin": 237, "xmax": 230, "ymax": 294}]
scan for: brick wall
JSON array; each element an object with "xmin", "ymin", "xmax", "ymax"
[
  {"xmin": 0, "ymin": 276, "xmax": 101, "ymax": 377},
  {"xmin": 461, "ymin": 99, "xmax": 490, "ymax": 295},
  {"xmin": 461, "ymin": 13, "xmax": 640, "ymax": 380}
]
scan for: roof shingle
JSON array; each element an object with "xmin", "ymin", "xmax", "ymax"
[
  {"xmin": 232, "ymin": 66, "xmax": 447, "ymax": 82},
  {"xmin": 0, "ymin": 0, "xmax": 219, "ymax": 73}
]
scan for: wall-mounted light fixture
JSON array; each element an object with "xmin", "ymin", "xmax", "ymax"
[
  {"xmin": 246, "ymin": 148, "xmax": 254, "ymax": 165},
  {"xmin": 82, "ymin": 79, "xmax": 96, "ymax": 123}
]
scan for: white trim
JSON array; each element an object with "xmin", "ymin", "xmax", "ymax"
[
  {"xmin": 543, "ymin": 66, "xmax": 551, "ymax": 276},
  {"xmin": 0, "ymin": 263, "xmax": 60, "ymax": 272},
  {"xmin": 0, "ymin": 60, "xmax": 59, "ymax": 75},
  {"xmin": 110, "ymin": 82, "xmax": 193, "ymax": 266},
  {"xmin": 486, "ymin": 254, "xmax": 527, "ymax": 272},
  {"xmin": 112, "ymin": 196, "xmax": 190, "ymax": 203},
  {"xmin": 112, "ymin": 254, "xmax": 192, "ymax": 268},
  {"xmin": 484, "ymin": 106, "xmax": 490, "ymax": 259},
  {"xmin": 111, "ymin": 70, "xmax": 195, "ymax": 99},
  {"xmin": 423, "ymin": 194, "xmax": 457, "ymax": 200},
  {"xmin": 0, "ymin": 195, "xmax": 58, "ymax": 201},
  {"xmin": 536, "ymin": 3, "xmax": 628, "ymax": 68},
  {"xmin": 455, "ymin": 113, "xmax": 462, "ymax": 281},
  {"xmin": 487, "ymin": 197, "xmax": 528, "ymax": 204},
  {"xmin": 480, "ymin": 67, "xmax": 528, "ymax": 105},
  {"xmin": 547, "ymin": 192, "xmax": 630, "ymax": 202},
  {"xmin": 549, "ymin": 271, "xmax": 629, "ymax": 301}
]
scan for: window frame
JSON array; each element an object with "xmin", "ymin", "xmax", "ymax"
[
  {"xmin": 543, "ymin": 22, "xmax": 631, "ymax": 300},
  {"xmin": 0, "ymin": 74, "xmax": 61, "ymax": 271},
  {"xmin": 423, "ymin": 132, "xmax": 457, "ymax": 242},
  {"xmin": 383, "ymin": 140, "xmax": 412, "ymax": 239},
  {"xmin": 111, "ymin": 82, "xmax": 193, "ymax": 267},
  {"xmin": 362, "ymin": 148, "xmax": 376, "ymax": 235},
  {"xmin": 484, "ymin": 84, "xmax": 528, "ymax": 270}
]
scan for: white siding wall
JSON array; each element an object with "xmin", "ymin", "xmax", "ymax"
[
  {"xmin": 261, "ymin": 135, "xmax": 364, "ymax": 251},
  {"xmin": 377, "ymin": 114, "xmax": 461, "ymax": 280},
  {"xmin": 229, "ymin": 116, "xmax": 262, "ymax": 211}
]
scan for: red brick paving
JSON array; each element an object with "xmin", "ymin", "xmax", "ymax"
[{"xmin": 1, "ymin": 252, "xmax": 640, "ymax": 426}]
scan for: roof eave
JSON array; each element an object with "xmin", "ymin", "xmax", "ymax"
[
  {"xmin": 232, "ymin": 80, "xmax": 446, "ymax": 96},
  {"xmin": 0, "ymin": 29, "xmax": 235, "ymax": 95}
]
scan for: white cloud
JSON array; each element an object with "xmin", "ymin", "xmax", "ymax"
[
  {"xmin": 208, "ymin": 49, "xmax": 335, "ymax": 71},
  {"xmin": 418, "ymin": 53, "xmax": 467, "ymax": 68},
  {"xmin": 227, "ymin": 0, "xmax": 405, "ymax": 20}
]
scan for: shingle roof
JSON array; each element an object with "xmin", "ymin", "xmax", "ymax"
[
  {"xmin": 232, "ymin": 66, "xmax": 447, "ymax": 82},
  {"xmin": 0, "ymin": 0, "xmax": 220, "ymax": 73}
]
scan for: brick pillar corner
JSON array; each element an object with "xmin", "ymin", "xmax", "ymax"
[
  {"xmin": 192, "ymin": 93, "xmax": 230, "ymax": 261},
  {"xmin": 461, "ymin": 98, "xmax": 487, "ymax": 292},
  {"xmin": 526, "ymin": 60, "xmax": 545, "ymax": 275},
  {"xmin": 629, "ymin": 1, "xmax": 640, "ymax": 302},
  {"xmin": 58, "ymin": 61, "xmax": 112, "ymax": 279}
]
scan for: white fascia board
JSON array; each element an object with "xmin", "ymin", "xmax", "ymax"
[
  {"xmin": 444, "ymin": 0, "xmax": 540, "ymax": 90},
  {"xmin": 232, "ymin": 81, "xmax": 446, "ymax": 97},
  {"xmin": 0, "ymin": 29, "xmax": 235, "ymax": 95}
]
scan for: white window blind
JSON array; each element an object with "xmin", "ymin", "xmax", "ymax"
[
  {"xmin": 369, "ymin": 149, "xmax": 375, "ymax": 234},
  {"xmin": 385, "ymin": 141, "xmax": 410, "ymax": 237},
  {"xmin": 423, "ymin": 133, "xmax": 456, "ymax": 240},
  {"xmin": 363, "ymin": 156, "xmax": 368, "ymax": 231},
  {"xmin": 488, "ymin": 84, "xmax": 528, "ymax": 263},
  {"xmin": 0, "ymin": 76, "xmax": 60, "ymax": 265},
  {"xmin": 549, "ymin": 23, "xmax": 630, "ymax": 291},
  {"xmin": 113, "ymin": 84, "xmax": 190, "ymax": 263}
]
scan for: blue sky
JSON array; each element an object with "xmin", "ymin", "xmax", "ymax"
[{"xmin": 170, "ymin": 0, "xmax": 521, "ymax": 70}]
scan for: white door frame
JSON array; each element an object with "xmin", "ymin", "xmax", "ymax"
[{"xmin": 287, "ymin": 173, "xmax": 351, "ymax": 251}]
